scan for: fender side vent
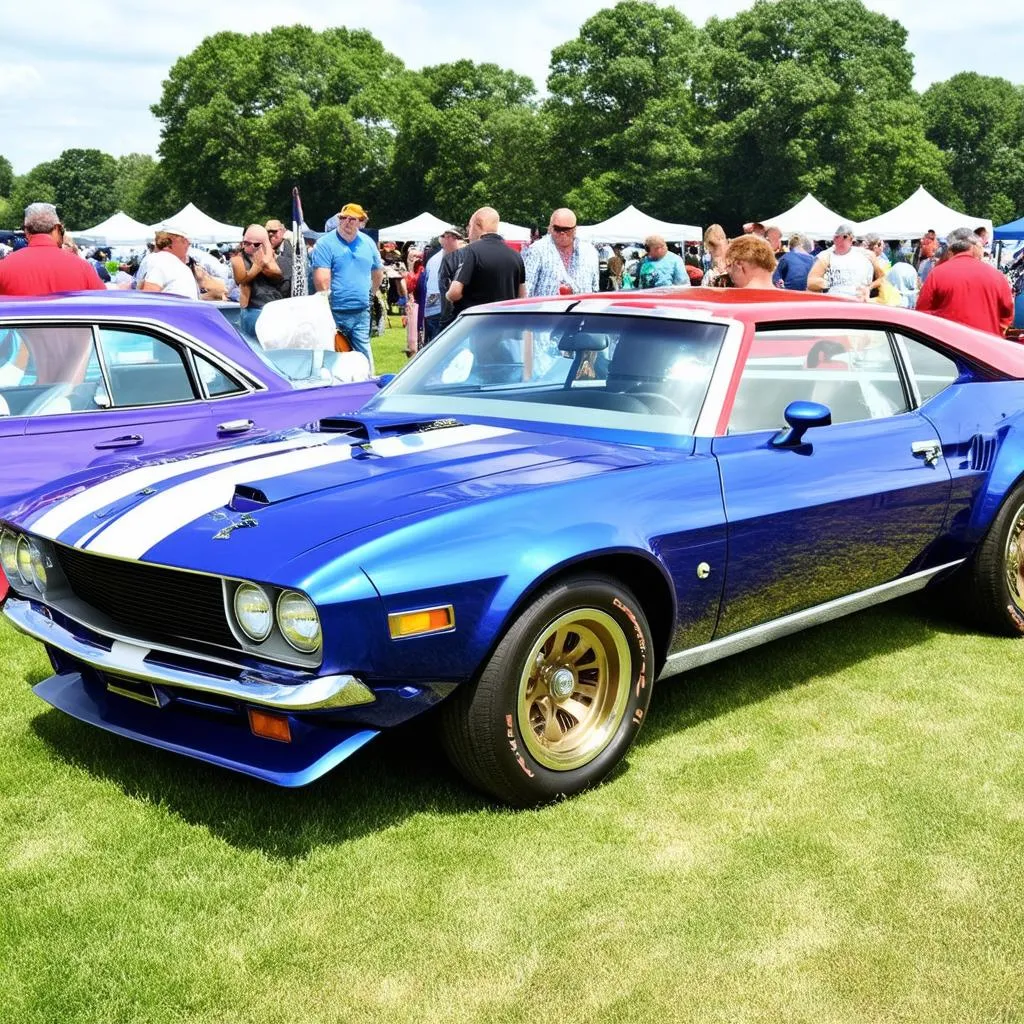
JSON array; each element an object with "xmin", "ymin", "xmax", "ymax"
[{"xmin": 967, "ymin": 434, "xmax": 996, "ymax": 472}]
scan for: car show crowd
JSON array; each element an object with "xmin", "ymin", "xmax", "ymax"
[{"xmin": 0, "ymin": 197, "xmax": 1020, "ymax": 356}]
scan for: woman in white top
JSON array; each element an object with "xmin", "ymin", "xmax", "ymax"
[
  {"xmin": 140, "ymin": 230, "xmax": 199, "ymax": 299},
  {"xmin": 807, "ymin": 223, "xmax": 886, "ymax": 300}
]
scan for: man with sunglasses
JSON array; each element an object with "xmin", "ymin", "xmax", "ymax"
[
  {"xmin": 311, "ymin": 202, "xmax": 383, "ymax": 372},
  {"xmin": 232, "ymin": 224, "xmax": 291, "ymax": 341},
  {"xmin": 524, "ymin": 207, "xmax": 599, "ymax": 297}
]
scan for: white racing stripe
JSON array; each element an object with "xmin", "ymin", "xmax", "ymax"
[
  {"xmin": 83, "ymin": 424, "xmax": 513, "ymax": 560},
  {"xmin": 30, "ymin": 433, "xmax": 329, "ymax": 542}
]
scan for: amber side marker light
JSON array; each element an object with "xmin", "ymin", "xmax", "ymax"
[
  {"xmin": 248, "ymin": 708, "xmax": 292, "ymax": 743},
  {"xmin": 388, "ymin": 605, "xmax": 455, "ymax": 639}
]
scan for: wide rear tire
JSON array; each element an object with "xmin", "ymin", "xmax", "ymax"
[
  {"xmin": 967, "ymin": 483, "xmax": 1024, "ymax": 636},
  {"xmin": 441, "ymin": 574, "xmax": 654, "ymax": 806}
]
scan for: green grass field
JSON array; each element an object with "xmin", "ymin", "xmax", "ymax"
[{"xmin": 3, "ymin": 589, "xmax": 1024, "ymax": 1023}]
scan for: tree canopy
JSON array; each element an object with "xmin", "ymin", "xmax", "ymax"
[{"xmin": 4, "ymin": 1, "xmax": 1024, "ymax": 234}]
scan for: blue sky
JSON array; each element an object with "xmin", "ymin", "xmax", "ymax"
[{"xmin": 2, "ymin": 0, "xmax": 1022, "ymax": 174}]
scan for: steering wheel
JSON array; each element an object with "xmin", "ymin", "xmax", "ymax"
[{"xmin": 629, "ymin": 391, "xmax": 686, "ymax": 416}]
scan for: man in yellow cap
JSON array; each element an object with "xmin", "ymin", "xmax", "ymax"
[{"xmin": 311, "ymin": 202, "xmax": 383, "ymax": 370}]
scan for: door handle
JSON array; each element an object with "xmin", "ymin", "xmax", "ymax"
[
  {"xmin": 217, "ymin": 418, "xmax": 255, "ymax": 435},
  {"xmin": 911, "ymin": 440, "xmax": 942, "ymax": 466},
  {"xmin": 94, "ymin": 434, "xmax": 143, "ymax": 450}
]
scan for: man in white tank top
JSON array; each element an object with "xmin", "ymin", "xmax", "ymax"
[{"xmin": 807, "ymin": 222, "xmax": 885, "ymax": 300}]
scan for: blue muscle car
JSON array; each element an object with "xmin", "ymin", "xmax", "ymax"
[{"xmin": 5, "ymin": 288, "xmax": 1024, "ymax": 805}]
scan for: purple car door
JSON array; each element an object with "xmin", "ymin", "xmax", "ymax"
[{"xmin": 16, "ymin": 324, "xmax": 212, "ymax": 503}]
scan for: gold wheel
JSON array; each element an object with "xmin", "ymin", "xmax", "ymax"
[
  {"xmin": 516, "ymin": 607, "xmax": 632, "ymax": 771},
  {"xmin": 1004, "ymin": 503, "xmax": 1024, "ymax": 615}
]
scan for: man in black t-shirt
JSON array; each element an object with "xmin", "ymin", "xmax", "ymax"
[{"xmin": 445, "ymin": 207, "xmax": 525, "ymax": 317}]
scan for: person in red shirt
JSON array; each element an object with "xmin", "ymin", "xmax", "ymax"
[
  {"xmin": 0, "ymin": 202, "xmax": 105, "ymax": 296},
  {"xmin": 916, "ymin": 227, "xmax": 1014, "ymax": 336}
]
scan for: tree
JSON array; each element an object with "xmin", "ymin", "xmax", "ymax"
[
  {"xmin": 545, "ymin": 1, "xmax": 701, "ymax": 219},
  {"xmin": 391, "ymin": 60, "xmax": 542, "ymax": 225},
  {"xmin": 694, "ymin": 0, "xmax": 951, "ymax": 227},
  {"xmin": 6, "ymin": 149, "xmax": 118, "ymax": 229},
  {"xmin": 0, "ymin": 156, "xmax": 13, "ymax": 199},
  {"xmin": 114, "ymin": 153, "xmax": 161, "ymax": 221},
  {"xmin": 152, "ymin": 25, "xmax": 409, "ymax": 227},
  {"xmin": 922, "ymin": 73, "xmax": 1024, "ymax": 221}
]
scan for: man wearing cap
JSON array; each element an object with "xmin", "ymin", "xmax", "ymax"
[
  {"xmin": 807, "ymin": 223, "xmax": 885, "ymax": 300},
  {"xmin": 422, "ymin": 227, "xmax": 463, "ymax": 344},
  {"xmin": 0, "ymin": 202, "xmax": 105, "ymax": 295},
  {"xmin": 524, "ymin": 207, "xmax": 599, "ymax": 297},
  {"xmin": 311, "ymin": 202, "xmax": 384, "ymax": 371}
]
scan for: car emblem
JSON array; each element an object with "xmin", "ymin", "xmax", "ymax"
[{"xmin": 213, "ymin": 513, "xmax": 259, "ymax": 540}]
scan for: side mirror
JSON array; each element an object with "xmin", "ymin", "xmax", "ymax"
[
  {"xmin": 376, "ymin": 374, "xmax": 396, "ymax": 388},
  {"xmin": 772, "ymin": 400, "xmax": 831, "ymax": 448}
]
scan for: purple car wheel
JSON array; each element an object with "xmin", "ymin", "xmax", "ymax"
[{"xmin": 442, "ymin": 574, "xmax": 654, "ymax": 806}]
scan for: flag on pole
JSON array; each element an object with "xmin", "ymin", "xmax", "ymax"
[{"xmin": 291, "ymin": 186, "xmax": 307, "ymax": 297}]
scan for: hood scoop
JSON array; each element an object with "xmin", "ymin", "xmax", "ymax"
[
  {"xmin": 318, "ymin": 415, "xmax": 462, "ymax": 440},
  {"xmin": 230, "ymin": 484, "xmax": 270, "ymax": 512}
]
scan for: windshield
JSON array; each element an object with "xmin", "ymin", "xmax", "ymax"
[{"xmin": 366, "ymin": 312, "xmax": 727, "ymax": 434}]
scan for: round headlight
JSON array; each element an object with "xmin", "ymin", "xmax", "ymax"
[
  {"xmin": 233, "ymin": 583, "xmax": 273, "ymax": 642},
  {"xmin": 0, "ymin": 531, "xmax": 19, "ymax": 580},
  {"xmin": 15, "ymin": 536, "xmax": 34, "ymax": 587},
  {"xmin": 277, "ymin": 591, "xmax": 321, "ymax": 653},
  {"xmin": 29, "ymin": 543, "xmax": 47, "ymax": 591}
]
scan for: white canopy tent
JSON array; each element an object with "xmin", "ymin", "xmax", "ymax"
[
  {"xmin": 72, "ymin": 210, "xmax": 153, "ymax": 247},
  {"xmin": 499, "ymin": 221, "xmax": 531, "ymax": 242},
  {"xmin": 855, "ymin": 186, "xmax": 992, "ymax": 240},
  {"xmin": 577, "ymin": 205, "xmax": 702, "ymax": 244},
  {"xmin": 377, "ymin": 212, "xmax": 454, "ymax": 242},
  {"xmin": 150, "ymin": 202, "xmax": 243, "ymax": 244},
  {"xmin": 762, "ymin": 194, "xmax": 849, "ymax": 240}
]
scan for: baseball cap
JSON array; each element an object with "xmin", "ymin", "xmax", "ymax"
[
  {"xmin": 339, "ymin": 203, "xmax": 368, "ymax": 220},
  {"xmin": 439, "ymin": 225, "xmax": 464, "ymax": 239},
  {"xmin": 834, "ymin": 222, "xmax": 856, "ymax": 238}
]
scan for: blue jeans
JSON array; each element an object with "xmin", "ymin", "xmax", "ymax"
[
  {"xmin": 423, "ymin": 314, "xmax": 442, "ymax": 345},
  {"xmin": 239, "ymin": 305, "xmax": 261, "ymax": 344},
  {"xmin": 332, "ymin": 307, "xmax": 373, "ymax": 372}
]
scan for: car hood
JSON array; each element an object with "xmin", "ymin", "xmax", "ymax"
[{"xmin": 18, "ymin": 418, "xmax": 661, "ymax": 576}]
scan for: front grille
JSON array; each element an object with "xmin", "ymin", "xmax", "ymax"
[{"xmin": 54, "ymin": 545, "xmax": 237, "ymax": 649}]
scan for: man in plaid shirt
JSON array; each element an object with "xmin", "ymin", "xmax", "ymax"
[{"xmin": 524, "ymin": 208, "xmax": 600, "ymax": 297}]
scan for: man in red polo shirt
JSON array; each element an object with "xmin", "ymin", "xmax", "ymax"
[
  {"xmin": 0, "ymin": 202, "xmax": 105, "ymax": 295},
  {"xmin": 917, "ymin": 226, "xmax": 1013, "ymax": 336}
]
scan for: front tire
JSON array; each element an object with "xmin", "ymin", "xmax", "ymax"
[
  {"xmin": 441, "ymin": 575, "xmax": 654, "ymax": 806},
  {"xmin": 968, "ymin": 482, "xmax": 1024, "ymax": 635}
]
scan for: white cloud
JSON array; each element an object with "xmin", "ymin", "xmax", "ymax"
[{"xmin": 1, "ymin": 0, "xmax": 1021, "ymax": 173}]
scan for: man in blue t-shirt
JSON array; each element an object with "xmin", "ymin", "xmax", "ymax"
[
  {"xmin": 311, "ymin": 202, "xmax": 384, "ymax": 371},
  {"xmin": 636, "ymin": 235, "xmax": 689, "ymax": 289}
]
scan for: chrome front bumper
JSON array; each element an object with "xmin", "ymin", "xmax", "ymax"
[{"xmin": 4, "ymin": 598, "xmax": 375, "ymax": 712}]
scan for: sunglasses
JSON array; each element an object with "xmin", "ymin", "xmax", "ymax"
[
  {"xmin": 339, "ymin": 215, "xmax": 360, "ymax": 224},
  {"xmin": 242, "ymin": 240, "xmax": 262, "ymax": 247},
  {"xmin": 268, "ymin": 228, "xmax": 283, "ymax": 236},
  {"xmin": 551, "ymin": 224, "xmax": 575, "ymax": 233}
]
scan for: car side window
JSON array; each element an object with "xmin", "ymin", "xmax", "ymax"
[
  {"xmin": 97, "ymin": 328, "xmax": 196, "ymax": 407},
  {"xmin": 192, "ymin": 351, "xmax": 246, "ymax": 398},
  {"xmin": 0, "ymin": 325, "xmax": 105, "ymax": 417},
  {"xmin": 727, "ymin": 326, "xmax": 910, "ymax": 433},
  {"xmin": 893, "ymin": 334, "xmax": 960, "ymax": 405}
]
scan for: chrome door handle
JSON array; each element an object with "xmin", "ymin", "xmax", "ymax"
[
  {"xmin": 911, "ymin": 440, "xmax": 941, "ymax": 466},
  {"xmin": 94, "ymin": 434, "xmax": 143, "ymax": 450},
  {"xmin": 217, "ymin": 418, "xmax": 255, "ymax": 434}
]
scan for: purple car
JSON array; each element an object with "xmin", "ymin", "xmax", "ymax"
[{"xmin": 0, "ymin": 291, "xmax": 378, "ymax": 596}]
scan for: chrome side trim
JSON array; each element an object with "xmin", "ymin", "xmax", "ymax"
[
  {"xmin": 4, "ymin": 599, "xmax": 374, "ymax": 711},
  {"xmin": 657, "ymin": 559, "xmax": 964, "ymax": 680}
]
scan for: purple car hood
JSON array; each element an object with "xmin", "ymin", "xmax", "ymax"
[{"xmin": 16, "ymin": 420, "xmax": 659, "ymax": 576}]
